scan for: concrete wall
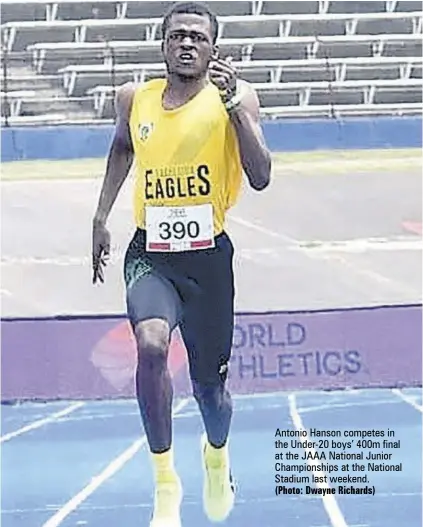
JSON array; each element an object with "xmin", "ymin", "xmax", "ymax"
[{"xmin": 2, "ymin": 116, "xmax": 422, "ymax": 162}]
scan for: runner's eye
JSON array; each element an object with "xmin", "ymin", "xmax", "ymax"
[{"xmin": 169, "ymin": 31, "xmax": 208, "ymax": 43}]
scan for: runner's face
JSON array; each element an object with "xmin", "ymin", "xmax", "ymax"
[{"xmin": 163, "ymin": 14, "xmax": 215, "ymax": 80}]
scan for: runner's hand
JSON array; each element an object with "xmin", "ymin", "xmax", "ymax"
[
  {"xmin": 209, "ymin": 55, "xmax": 238, "ymax": 100},
  {"xmin": 92, "ymin": 220, "xmax": 111, "ymax": 284}
]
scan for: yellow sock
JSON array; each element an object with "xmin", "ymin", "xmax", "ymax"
[
  {"xmin": 205, "ymin": 440, "xmax": 228, "ymax": 468},
  {"xmin": 151, "ymin": 449, "xmax": 177, "ymax": 482}
]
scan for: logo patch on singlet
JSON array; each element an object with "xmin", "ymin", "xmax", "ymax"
[{"xmin": 139, "ymin": 122, "xmax": 154, "ymax": 142}]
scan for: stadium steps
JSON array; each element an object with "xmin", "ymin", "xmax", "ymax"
[{"xmin": 2, "ymin": 65, "xmax": 96, "ymax": 119}]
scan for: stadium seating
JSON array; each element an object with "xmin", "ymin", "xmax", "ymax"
[
  {"xmin": 1, "ymin": 0, "xmax": 422, "ymax": 123},
  {"xmin": 58, "ymin": 56, "xmax": 420, "ymax": 96},
  {"xmin": 0, "ymin": 90, "xmax": 36, "ymax": 117},
  {"xmin": 3, "ymin": 11, "xmax": 422, "ymax": 52}
]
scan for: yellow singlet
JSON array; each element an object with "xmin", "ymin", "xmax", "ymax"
[{"xmin": 128, "ymin": 79, "xmax": 243, "ymax": 250}]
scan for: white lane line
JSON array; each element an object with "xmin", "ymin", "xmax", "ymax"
[
  {"xmin": 392, "ymin": 389, "xmax": 423, "ymax": 412},
  {"xmin": 229, "ymin": 214, "xmax": 296, "ymax": 243},
  {"xmin": 294, "ymin": 237, "xmax": 422, "ymax": 253},
  {"xmin": 288, "ymin": 394, "xmax": 349, "ymax": 527},
  {"xmin": 298, "ymin": 398, "xmax": 405, "ymax": 414},
  {"xmin": 41, "ymin": 398, "xmax": 190, "ymax": 527},
  {"xmin": 0, "ymin": 402, "xmax": 85, "ymax": 443}
]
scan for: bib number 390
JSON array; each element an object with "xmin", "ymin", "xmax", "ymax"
[
  {"xmin": 158, "ymin": 220, "xmax": 200, "ymax": 241},
  {"xmin": 145, "ymin": 204, "xmax": 215, "ymax": 252}
]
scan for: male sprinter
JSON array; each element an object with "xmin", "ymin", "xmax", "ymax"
[{"xmin": 92, "ymin": 2, "xmax": 271, "ymax": 526}]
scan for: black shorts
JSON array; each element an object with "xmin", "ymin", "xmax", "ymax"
[{"xmin": 123, "ymin": 228, "xmax": 235, "ymax": 385}]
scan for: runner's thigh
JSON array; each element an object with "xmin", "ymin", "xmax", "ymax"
[
  {"xmin": 179, "ymin": 233, "xmax": 235, "ymax": 385},
  {"xmin": 124, "ymin": 232, "xmax": 182, "ymax": 331}
]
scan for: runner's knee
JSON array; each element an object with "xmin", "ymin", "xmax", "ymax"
[
  {"xmin": 134, "ymin": 319, "xmax": 170, "ymax": 368},
  {"xmin": 192, "ymin": 381, "xmax": 228, "ymax": 411}
]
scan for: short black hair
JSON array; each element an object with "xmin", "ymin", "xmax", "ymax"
[{"xmin": 162, "ymin": 1, "xmax": 219, "ymax": 43}]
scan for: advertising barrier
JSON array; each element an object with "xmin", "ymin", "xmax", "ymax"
[{"xmin": 1, "ymin": 304, "xmax": 421, "ymax": 401}]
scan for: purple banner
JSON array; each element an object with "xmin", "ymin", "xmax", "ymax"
[{"xmin": 1, "ymin": 305, "xmax": 421, "ymax": 401}]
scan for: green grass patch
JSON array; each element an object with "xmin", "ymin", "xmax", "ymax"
[
  {"xmin": 1, "ymin": 148, "xmax": 421, "ymax": 181},
  {"xmin": 0, "ymin": 158, "xmax": 106, "ymax": 181},
  {"xmin": 272, "ymin": 148, "xmax": 422, "ymax": 174},
  {"xmin": 273, "ymin": 148, "xmax": 421, "ymax": 163}
]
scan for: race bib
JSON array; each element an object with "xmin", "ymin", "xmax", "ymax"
[{"xmin": 145, "ymin": 204, "xmax": 215, "ymax": 252}]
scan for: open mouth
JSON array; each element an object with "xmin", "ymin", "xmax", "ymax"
[{"xmin": 178, "ymin": 53, "xmax": 196, "ymax": 65}]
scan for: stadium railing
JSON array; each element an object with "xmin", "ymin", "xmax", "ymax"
[
  {"xmin": 260, "ymin": 102, "xmax": 422, "ymax": 118},
  {"xmin": 3, "ymin": 11, "xmax": 422, "ymax": 51},
  {"xmin": 1, "ymin": 0, "xmax": 259, "ymax": 22},
  {"xmin": 24, "ymin": 33, "xmax": 423, "ymax": 74},
  {"xmin": 59, "ymin": 56, "xmax": 422, "ymax": 96},
  {"xmin": 1, "ymin": 0, "xmax": 420, "ymax": 23},
  {"xmin": 86, "ymin": 78, "xmax": 422, "ymax": 119}
]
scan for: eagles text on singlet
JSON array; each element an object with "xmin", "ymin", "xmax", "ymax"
[{"xmin": 144, "ymin": 164, "xmax": 211, "ymax": 200}]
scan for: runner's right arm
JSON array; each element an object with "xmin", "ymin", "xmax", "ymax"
[
  {"xmin": 92, "ymin": 82, "xmax": 135, "ymax": 284},
  {"xmin": 93, "ymin": 82, "xmax": 135, "ymax": 224}
]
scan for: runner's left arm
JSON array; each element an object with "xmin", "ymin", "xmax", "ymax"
[
  {"xmin": 227, "ymin": 81, "xmax": 272, "ymax": 191},
  {"xmin": 209, "ymin": 56, "xmax": 271, "ymax": 191}
]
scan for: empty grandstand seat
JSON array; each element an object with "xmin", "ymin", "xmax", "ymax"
[
  {"xmin": 0, "ymin": 1, "xmax": 46, "ymax": 23},
  {"xmin": 2, "ymin": 21, "xmax": 74, "ymax": 52},
  {"xmin": 289, "ymin": 18, "xmax": 348, "ymax": 36},
  {"xmin": 28, "ymin": 41, "xmax": 164, "ymax": 73},
  {"xmin": 315, "ymin": 34, "xmax": 421, "ymax": 58},
  {"xmin": 382, "ymin": 35, "xmax": 422, "ymax": 55},
  {"xmin": 356, "ymin": 15, "xmax": 416, "ymax": 33},
  {"xmin": 1, "ymin": 89, "xmax": 36, "ymax": 117},
  {"xmin": 396, "ymin": 1, "xmax": 422, "ymax": 12},
  {"xmin": 2, "ymin": 18, "xmax": 161, "ymax": 52},
  {"xmin": 257, "ymin": 85, "xmax": 300, "ymax": 107},
  {"xmin": 328, "ymin": 1, "xmax": 387, "ymax": 14},
  {"xmin": 124, "ymin": 1, "xmax": 173, "ymax": 19},
  {"xmin": 57, "ymin": 1, "xmax": 117, "ymax": 20},
  {"xmin": 261, "ymin": 1, "xmax": 319, "ymax": 15},
  {"xmin": 316, "ymin": 37, "xmax": 374, "ymax": 58},
  {"xmin": 126, "ymin": 0, "xmax": 254, "ymax": 18},
  {"xmin": 81, "ymin": 19, "xmax": 157, "ymax": 43},
  {"xmin": 279, "ymin": 62, "xmax": 336, "ymax": 83},
  {"xmin": 288, "ymin": 12, "xmax": 421, "ymax": 37},
  {"xmin": 410, "ymin": 63, "xmax": 422, "ymax": 78},
  {"xmin": 251, "ymin": 37, "xmax": 313, "ymax": 60},
  {"xmin": 220, "ymin": 16, "xmax": 282, "ymax": 39},
  {"xmin": 373, "ymin": 83, "xmax": 422, "ymax": 103},
  {"xmin": 308, "ymin": 84, "xmax": 366, "ymax": 105},
  {"xmin": 344, "ymin": 63, "xmax": 400, "ymax": 80}
]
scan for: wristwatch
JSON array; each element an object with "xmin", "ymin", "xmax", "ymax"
[{"xmin": 220, "ymin": 81, "xmax": 243, "ymax": 113}]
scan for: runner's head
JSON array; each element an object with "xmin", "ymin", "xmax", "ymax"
[{"xmin": 161, "ymin": 1, "xmax": 219, "ymax": 81}]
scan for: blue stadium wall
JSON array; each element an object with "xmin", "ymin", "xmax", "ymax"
[{"xmin": 1, "ymin": 116, "xmax": 422, "ymax": 161}]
